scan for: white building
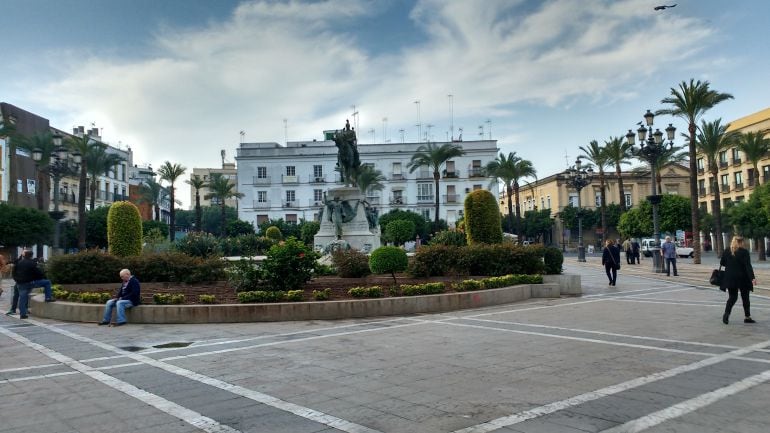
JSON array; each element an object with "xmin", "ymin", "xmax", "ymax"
[{"xmin": 236, "ymin": 137, "xmax": 499, "ymax": 228}]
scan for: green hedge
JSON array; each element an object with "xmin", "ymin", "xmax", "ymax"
[
  {"xmin": 348, "ymin": 286, "xmax": 384, "ymax": 298},
  {"xmin": 399, "ymin": 282, "xmax": 446, "ymax": 296},
  {"xmin": 237, "ymin": 290, "xmax": 304, "ymax": 303},
  {"xmin": 453, "ymin": 274, "xmax": 543, "ymax": 292},
  {"xmin": 409, "ymin": 244, "xmax": 545, "ymax": 277},
  {"xmin": 107, "ymin": 201, "xmax": 143, "ymax": 257}
]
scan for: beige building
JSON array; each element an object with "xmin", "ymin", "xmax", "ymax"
[
  {"xmin": 189, "ymin": 162, "xmax": 239, "ymax": 209},
  {"xmin": 499, "ymin": 162, "xmax": 691, "ymax": 246}
]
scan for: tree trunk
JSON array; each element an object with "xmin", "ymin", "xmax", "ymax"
[
  {"xmin": 195, "ymin": 192, "xmax": 202, "ymax": 232},
  {"xmin": 89, "ymin": 178, "xmax": 96, "ymax": 212},
  {"xmin": 757, "ymin": 237, "xmax": 766, "ymax": 261},
  {"xmin": 77, "ymin": 164, "xmax": 88, "ymax": 250},
  {"xmin": 433, "ymin": 172, "xmax": 440, "ymax": 228},
  {"xmin": 711, "ymin": 170, "xmax": 724, "ymax": 257},
  {"xmin": 169, "ymin": 186, "xmax": 176, "ymax": 242},
  {"xmin": 600, "ymin": 174, "xmax": 607, "ymax": 245},
  {"xmin": 221, "ymin": 203, "xmax": 227, "ymax": 237},
  {"xmin": 616, "ymin": 165, "xmax": 626, "ymax": 212},
  {"xmin": 506, "ymin": 184, "xmax": 514, "ymax": 232},
  {"xmin": 514, "ymin": 183, "xmax": 522, "ymax": 240},
  {"xmin": 688, "ymin": 124, "xmax": 701, "ymax": 264}
]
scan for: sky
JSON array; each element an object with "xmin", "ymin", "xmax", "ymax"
[{"xmin": 2, "ymin": 0, "xmax": 769, "ymax": 209}]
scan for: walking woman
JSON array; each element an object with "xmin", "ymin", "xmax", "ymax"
[
  {"xmin": 602, "ymin": 239, "xmax": 621, "ymax": 286},
  {"xmin": 721, "ymin": 236, "xmax": 757, "ymax": 324}
]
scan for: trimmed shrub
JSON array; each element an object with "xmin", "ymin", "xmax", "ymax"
[
  {"xmin": 152, "ymin": 293, "xmax": 185, "ymax": 305},
  {"xmin": 331, "ymin": 249, "xmax": 371, "ymax": 278},
  {"xmin": 454, "ymin": 279, "xmax": 485, "ymax": 291},
  {"xmin": 464, "ymin": 190, "xmax": 502, "ymax": 245},
  {"xmin": 409, "ymin": 244, "xmax": 545, "ymax": 277},
  {"xmin": 174, "ymin": 232, "xmax": 222, "ymax": 258},
  {"xmin": 226, "ymin": 258, "xmax": 264, "ymax": 292},
  {"xmin": 399, "ymin": 282, "xmax": 446, "ymax": 296},
  {"xmin": 199, "ymin": 294, "xmax": 217, "ymax": 304},
  {"xmin": 369, "ymin": 246, "xmax": 408, "ymax": 284},
  {"xmin": 408, "ymin": 244, "xmax": 463, "ymax": 277},
  {"xmin": 220, "ymin": 234, "xmax": 275, "ymax": 257},
  {"xmin": 543, "ymin": 246, "xmax": 564, "ymax": 274},
  {"xmin": 384, "ymin": 220, "xmax": 415, "ymax": 246},
  {"xmin": 107, "ymin": 201, "xmax": 143, "ymax": 257},
  {"xmin": 428, "ymin": 230, "xmax": 467, "ymax": 247},
  {"xmin": 265, "ymin": 226, "xmax": 283, "ymax": 241},
  {"xmin": 348, "ymin": 286, "xmax": 384, "ymax": 298},
  {"xmin": 312, "ymin": 288, "xmax": 332, "ymax": 301},
  {"xmin": 378, "ymin": 209, "xmax": 430, "ymax": 240},
  {"xmin": 261, "ymin": 237, "xmax": 319, "ymax": 290},
  {"xmin": 313, "ymin": 263, "xmax": 336, "ymax": 276},
  {"xmin": 237, "ymin": 290, "xmax": 287, "ymax": 303},
  {"xmin": 286, "ymin": 290, "xmax": 304, "ymax": 302},
  {"xmin": 47, "ymin": 251, "xmax": 124, "ymax": 284}
]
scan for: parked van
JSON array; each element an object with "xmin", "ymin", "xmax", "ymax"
[{"xmin": 640, "ymin": 238, "xmax": 694, "ymax": 258}]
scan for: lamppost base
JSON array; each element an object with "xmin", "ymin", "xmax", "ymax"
[
  {"xmin": 650, "ymin": 249, "xmax": 666, "ymax": 273},
  {"xmin": 577, "ymin": 246, "xmax": 586, "ymax": 262}
]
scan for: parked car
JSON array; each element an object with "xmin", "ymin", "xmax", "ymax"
[{"xmin": 640, "ymin": 238, "xmax": 694, "ymax": 258}]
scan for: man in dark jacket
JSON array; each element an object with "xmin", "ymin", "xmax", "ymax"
[
  {"xmin": 12, "ymin": 250, "xmax": 54, "ymax": 319},
  {"xmin": 99, "ymin": 269, "xmax": 141, "ymax": 326}
]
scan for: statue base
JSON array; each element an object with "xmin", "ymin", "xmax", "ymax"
[{"xmin": 314, "ymin": 187, "xmax": 381, "ymax": 253}]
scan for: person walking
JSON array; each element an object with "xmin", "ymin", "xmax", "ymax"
[
  {"xmin": 622, "ymin": 238, "xmax": 632, "ymax": 264},
  {"xmin": 11, "ymin": 250, "xmax": 54, "ymax": 319},
  {"xmin": 99, "ymin": 269, "xmax": 141, "ymax": 326},
  {"xmin": 631, "ymin": 239, "xmax": 641, "ymax": 264},
  {"xmin": 602, "ymin": 239, "xmax": 621, "ymax": 286},
  {"xmin": 661, "ymin": 236, "xmax": 678, "ymax": 276},
  {"xmin": 720, "ymin": 236, "xmax": 756, "ymax": 324}
]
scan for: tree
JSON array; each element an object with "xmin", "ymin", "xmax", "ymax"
[
  {"xmin": 617, "ymin": 207, "xmax": 650, "ymax": 239},
  {"xmin": 186, "ymin": 174, "xmax": 206, "ymax": 231},
  {"xmin": 406, "ymin": 142, "xmax": 465, "ymax": 226},
  {"xmin": 85, "ymin": 143, "xmax": 125, "ymax": 211},
  {"xmin": 522, "ymin": 209, "xmax": 554, "ymax": 244},
  {"xmin": 617, "ymin": 195, "xmax": 691, "ymax": 238},
  {"xmin": 205, "ymin": 173, "xmax": 244, "ymax": 237},
  {"xmin": 0, "ymin": 203, "xmax": 54, "ymax": 248},
  {"xmin": 384, "ymin": 220, "xmax": 415, "ymax": 246},
  {"xmin": 107, "ymin": 201, "xmax": 142, "ymax": 257},
  {"xmin": 603, "ymin": 136, "xmax": 633, "ymax": 212},
  {"xmin": 696, "ymin": 118, "xmax": 740, "ymax": 256},
  {"xmin": 354, "ymin": 164, "xmax": 386, "ymax": 196},
  {"xmin": 735, "ymin": 131, "xmax": 770, "ymax": 186},
  {"xmin": 157, "ymin": 161, "xmax": 187, "ymax": 241},
  {"xmin": 378, "ymin": 209, "xmax": 430, "ymax": 240},
  {"xmin": 136, "ymin": 178, "xmax": 163, "ymax": 221},
  {"xmin": 65, "ymin": 133, "xmax": 97, "ymax": 249},
  {"xmin": 658, "ymin": 79, "xmax": 734, "ymax": 264},
  {"xmin": 579, "ymin": 141, "xmax": 610, "ymax": 244},
  {"xmin": 464, "ymin": 189, "xmax": 502, "ymax": 245},
  {"xmin": 85, "ymin": 205, "xmax": 111, "ymax": 248},
  {"xmin": 737, "ymin": 183, "xmax": 770, "ymax": 261},
  {"xmin": 485, "ymin": 152, "xmax": 536, "ymax": 239},
  {"xmin": 142, "ymin": 220, "xmax": 169, "ymax": 239}
]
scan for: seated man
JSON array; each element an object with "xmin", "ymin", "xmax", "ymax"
[
  {"xmin": 99, "ymin": 269, "xmax": 141, "ymax": 326},
  {"xmin": 12, "ymin": 250, "xmax": 54, "ymax": 319}
]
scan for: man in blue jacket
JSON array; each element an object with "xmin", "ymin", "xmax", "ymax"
[
  {"xmin": 99, "ymin": 269, "xmax": 141, "ymax": 326},
  {"xmin": 12, "ymin": 250, "xmax": 54, "ymax": 319}
]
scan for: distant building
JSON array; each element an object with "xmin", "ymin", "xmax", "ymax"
[
  {"xmin": 189, "ymin": 162, "xmax": 238, "ymax": 210},
  {"xmin": 235, "ymin": 136, "xmax": 499, "ymax": 228}
]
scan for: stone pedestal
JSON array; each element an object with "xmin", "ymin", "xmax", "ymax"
[{"xmin": 314, "ymin": 187, "xmax": 381, "ymax": 252}]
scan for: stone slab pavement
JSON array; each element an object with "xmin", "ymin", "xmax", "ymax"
[{"xmin": 2, "ymin": 254, "xmax": 770, "ymax": 433}]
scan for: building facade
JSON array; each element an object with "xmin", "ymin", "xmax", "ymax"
[
  {"xmin": 189, "ymin": 162, "xmax": 238, "ymax": 210},
  {"xmin": 236, "ymin": 137, "xmax": 499, "ymax": 228}
]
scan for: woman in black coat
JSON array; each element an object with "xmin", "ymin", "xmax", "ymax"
[
  {"xmin": 720, "ymin": 236, "xmax": 756, "ymax": 324},
  {"xmin": 601, "ymin": 239, "xmax": 621, "ymax": 286}
]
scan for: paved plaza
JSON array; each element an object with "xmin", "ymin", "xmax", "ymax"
[{"xmin": 2, "ymin": 253, "xmax": 770, "ymax": 433}]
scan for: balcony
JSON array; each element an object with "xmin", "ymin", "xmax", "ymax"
[
  {"xmin": 443, "ymin": 194, "xmax": 460, "ymax": 204},
  {"xmin": 720, "ymin": 184, "xmax": 730, "ymax": 193},
  {"xmin": 734, "ymin": 182, "xmax": 744, "ymax": 192},
  {"xmin": 365, "ymin": 195, "xmax": 381, "ymax": 205},
  {"xmin": 308, "ymin": 199, "xmax": 324, "ymax": 207},
  {"xmin": 697, "ymin": 168, "xmax": 704, "ymax": 174},
  {"xmin": 282, "ymin": 175, "xmax": 299, "ymax": 184},
  {"xmin": 442, "ymin": 169, "xmax": 460, "ymax": 179},
  {"xmin": 417, "ymin": 195, "xmax": 434, "ymax": 203},
  {"xmin": 468, "ymin": 167, "xmax": 484, "ymax": 178},
  {"xmin": 253, "ymin": 200, "xmax": 271, "ymax": 209},
  {"xmin": 389, "ymin": 196, "xmax": 406, "ymax": 205},
  {"xmin": 282, "ymin": 200, "xmax": 299, "ymax": 208},
  {"xmin": 719, "ymin": 161, "xmax": 728, "ymax": 169},
  {"xmin": 698, "ymin": 187, "xmax": 707, "ymax": 197},
  {"xmin": 309, "ymin": 175, "xmax": 327, "ymax": 183},
  {"xmin": 709, "ymin": 186, "xmax": 717, "ymax": 195},
  {"xmin": 417, "ymin": 171, "xmax": 433, "ymax": 180},
  {"xmin": 252, "ymin": 175, "xmax": 271, "ymax": 185},
  {"xmin": 389, "ymin": 173, "xmax": 407, "ymax": 181},
  {"xmin": 748, "ymin": 178, "xmax": 757, "ymax": 188},
  {"xmin": 732, "ymin": 158, "xmax": 742, "ymax": 166}
]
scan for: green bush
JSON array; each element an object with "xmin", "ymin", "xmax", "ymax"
[
  {"xmin": 408, "ymin": 245, "xmax": 463, "ymax": 277},
  {"xmin": 286, "ymin": 290, "xmax": 304, "ymax": 302},
  {"xmin": 226, "ymin": 258, "xmax": 264, "ymax": 292},
  {"xmin": 348, "ymin": 286, "xmax": 384, "ymax": 298},
  {"xmin": 153, "ymin": 293, "xmax": 185, "ymax": 305},
  {"xmin": 543, "ymin": 246, "xmax": 564, "ymax": 274},
  {"xmin": 428, "ymin": 230, "xmax": 467, "ymax": 247},
  {"xmin": 47, "ymin": 251, "xmax": 124, "ymax": 284},
  {"xmin": 174, "ymin": 232, "xmax": 222, "ymax": 258},
  {"xmin": 409, "ymin": 244, "xmax": 545, "ymax": 277},
  {"xmin": 331, "ymin": 249, "xmax": 371, "ymax": 278},
  {"xmin": 384, "ymin": 220, "xmax": 415, "ymax": 246},
  {"xmin": 300, "ymin": 220, "xmax": 321, "ymax": 246},
  {"xmin": 378, "ymin": 209, "xmax": 430, "ymax": 240},
  {"xmin": 237, "ymin": 290, "xmax": 288, "ymax": 303},
  {"xmin": 107, "ymin": 201, "xmax": 143, "ymax": 257},
  {"xmin": 399, "ymin": 282, "xmax": 445, "ymax": 296},
  {"xmin": 312, "ymin": 288, "xmax": 332, "ymax": 301},
  {"xmin": 453, "ymin": 274, "xmax": 543, "ymax": 291},
  {"xmin": 313, "ymin": 263, "xmax": 336, "ymax": 276},
  {"xmin": 261, "ymin": 237, "xmax": 319, "ymax": 290},
  {"xmin": 220, "ymin": 234, "xmax": 275, "ymax": 257},
  {"xmin": 199, "ymin": 294, "xmax": 217, "ymax": 304},
  {"xmin": 464, "ymin": 190, "xmax": 502, "ymax": 245},
  {"xmin": 369, "ymin": 246, "xmax": 408, "ymax": 284},
  {"xmin": 454, "ymin": 279, "xmax": 485, "ymax": 291},
  {"xmin": 265, "ymin": 226, "xmax": 283, "ymax": 241}
]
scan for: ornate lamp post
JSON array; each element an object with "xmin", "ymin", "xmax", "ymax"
[
  {"xmin": 32, "ymin": 133, "xmax": 81, "ymax": 254},
  {"xmin": 626, "ymin": 109, "xmax": 675, "ymax": 273},
  {"xmin": 564, "ymin": 157, "xmax": 594, "ymax": 262}
]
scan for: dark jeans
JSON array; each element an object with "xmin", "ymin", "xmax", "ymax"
[
  {"xmin": 725, "ymin": 287, "xmax": 751, "ymax": 318},
  {"xmin": 604, "ymin": 263, "xmax": 617, "ymax": 285},
  {"xmin": 625, "ymin": 251, "xmax": 632, "ymax": 264},
  {"xmin": 16, "ymin": 282, "xmax": 34, "ymax": 316},
  {"xmin": 665, "ymin": 257, "xmax": 678, "ymax": 276},
  {"xmin": 10, "ymin": 284, "xmax": 19, "ymax": 311}
]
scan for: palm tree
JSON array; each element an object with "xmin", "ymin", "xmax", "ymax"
[
  {"xmin": 65, "ymin": 133, "xmax": 95, "ymax": 249},
  {"xmin": 85, "ymin": 142, "xmax": 125, "ymax": 211},
  {"xmin": 205, "ymin": 173, "xmax": 244, "ymax": 237},
  {"xmin": 186, "ymin": 174, "xmax": 206, "ymax": 232},
  {"xmin": 354, "ymin": 164, "xmax": 386, "ymax": 197},
  {"xmin": 736, "ymin": 131, "xmax": 770, "ymax": 187},
  {"xmin": 579, "ymin": 140, "xmax": 610, "ymax": 244},
  {"xmin": 603, "ymin": 136, "xmax": 633, "ymax": 212},
  {"xmin": 136, "ymin": 178, "xmax": 163, "ymax": 221},
  {"xmin": 485, "ymin": 152, "xmax": 536, "ymax": 239},
  {"xmin": 658, "ymin": 79, "xmax": 734, "ymax": 264},
  {"xmin": 697, "ymin": 119, "xmax": 740, "ymax": 256},
  {"xmin": 406, "ymin": 142, "xmax": 465, "ymax": 227},
  {"xmin": 157, "ymin": 161, "xmax": 187, "ymax": 241}
]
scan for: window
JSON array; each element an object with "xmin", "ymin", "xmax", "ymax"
[
  {"xmin": 732, "ymin": 148, "xmax": 741, "ymax": 162},
  {"xmin": 286, "ymin": 190, "xmax": 295, "ymax": 202},
  {"xmin": 473, "ymin": 184, "xmax": 482, "ymax": 191},
  {"xmin": 697, "ymin": 158, "xmax": 704, "ymax": 171},
  {"xmin": 417, "ymin": 183, "xmax": 433, "ymax": 200},
  {"xmin": 27, "ymin": 179, "xmax": 36, "ymax": 194},
  {"xmin": 17, "ymin": 179, "xmax": 22, "ymax": 192},
  {"xmin": 313, "ymin": 165, "xmax": 323, "ymax": 177},
  {"xmin": 314, "ymin": 189, "xmax": 323, "ymax": 202},
  {"xmin": 256, "ymin": 214, "xmax": 269, "ymax": 225},
  {"xmin": 594, "ymin": 192, "xmax": 601, "ymax": 207},
  {"xmin": 257, "ymin": 191, "xmax": 267, "ymax": 203},
  {"xmin": 540, "ymin": 197, "xmax": 545, "ymax": 210},
  {"xmin": 719, "ymin": 151, "xmax": 728, "ymax": 164},
  {"xmin": 286, "ymin": 166, "xmax": 295, "ymax": 176},
  {"xmin": 285, "ymin": 214, "xmax": 298, "ymax": 224},
  {"xmin": 568, "ymin": 193, "xmax": 578, "ymax": 207},
  {"xmin": 257, "ymin": 167, "xmax": 267, "ymax": 179},
  {"xmin": 445, "ymin": 160, "xmax": 456, "ymax": 176},
  {"xmin": 420, "ymin": 209, "xmax": 430, "ymax": 220},
  {"xmin": 735, "ymin": 172, "xmax": 743, "ymax": 185},
  {"xmin": 546, "ymin": 195, "xmax": 551, "ymax": 209},
  {"xmin": 624, "ymin": 193, "xmax": 632, "ymax": 208},
  {"xmin": 721, "ymin": 174, "xmax": 729, "ymax": 186},
  {"xmin": 392, "ymin": 162, "xmax": 402, "ymax": 178}
]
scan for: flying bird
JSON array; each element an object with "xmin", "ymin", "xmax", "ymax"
[{"xmin": 654, "ymin": 4, "xmax": 677, "ymax": 10}]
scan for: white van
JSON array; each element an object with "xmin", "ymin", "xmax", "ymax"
[{"xmin": 640, "ymin": 238, "xmax": 694, "ymax": 258}]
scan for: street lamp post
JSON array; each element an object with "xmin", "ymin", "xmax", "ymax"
[
  {"xmin": 32, "ymin": 133, "xmax": 81, "ymax": 254},
  {"xmin": 626, "ymin": 109, "xmax": 676, "ymax": 273},
  {"xmin": 564, "ymin": 157, "xmax": 594, "ymax": 262}
]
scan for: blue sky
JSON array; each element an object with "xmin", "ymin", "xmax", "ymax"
[{"xmin": 2, "ymin": 0, "xmax": 769, "ymax": 208}]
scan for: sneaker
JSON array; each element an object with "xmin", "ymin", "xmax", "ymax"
[
  {"xmin": 723, "ymin": 313, "xmax": 729, "ymax": 325},
  {"xmin": 20, "ymin": 315, "xmax": 28, "ymax": 319},
  {"xmin": 98, "ymin": 321, "xmax": 110, "ymax": 326},
  {"xmin": 44, "ymin": 299, "xmax": 56, "ymax": 303},
  {"xmin": 745, "ymin": 318, "xmax": 756, "ymax": 324},
  {"xmin": 5, "ymin": 311, "xmax": 15, "ymax": 316},
  {"xmin": 114, "ymin": 322, "xmax": 127, "ymax": 327}
]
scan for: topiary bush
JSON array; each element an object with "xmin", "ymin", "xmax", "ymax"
[
  {"xmin": 47, "ymin": 251, "xmax": 124, "ymax": 284},
  {"xmin": 409, "ymin": 244, "xmax": 545, "ymax": 277},
  {"xmin": 107, "ymin": 201, "xmax": 143, "ymax": 257},
  {"xmin": 543, "ymin": 246, "xmax": 564, "ymax": 274},
  {"xmin": 464, "ymin": 190, "xmax": 502, "ymax": 245},
  {"xmin": 219, "ymin": 234, "xmax": 275, "ymax": 257},
  {"xmin": 261, "ymin": 237, "xmax": 319, "ymax": 290},
  {"xmin": 265, "ymin": 226, "xmax": 283, "ymax": 242},
  {"xmin": 384, "ymin": 220, "xmax": 415, "ymax": 246},
  {"xmin": 174, "ymin": 232, "xmax": 222, "ymax": 258},
  {"xmin": 428, "ymin": 230, "xmax": 467, "ymax": 247},
  {"xmin": 369, "ymin": 246, "xmax": 408, "ymax": 284},
  {"xmin": 331, "ymin": 249, "xmax": 371, "ymax": 278}
]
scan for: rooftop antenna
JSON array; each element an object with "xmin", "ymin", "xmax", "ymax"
[
  {"xmin": 239, "ymin": 130, "xmax": 245, "ymax": 144},
  {"xmin": 478, "ymin": 124, "xmax": 484, "ymax": 138},
  {"xmin": 221, "ymin": 149, "xmax": 226, "ymax": 165},
  {"xmin": 399, "ymin": 128, "xmax": 405, "ymax": 143},
  {"xmin": 414, "ymin": 100, "xmax": 421, "ymax": 142},
  {"xmin": 382, "ymin": 117, "xmax": 388, "ymax": 143},
  {"xmin": 283, "ymin": 119, "xmax": 288, "ymax": 145},
  {"xmin": 426, "ymin": 123, "xmax": 434, "ymax": 142},
  {"xmin": 368, "ymin": 128, "xmax": 375, "ymax": 144},
  {"xmin": 564, "ymin": 150, "xmax": 570, "ymax": 168},
  {"xmin": 350, "ymin": 105, "xmax": 359, "ymax": 132},
  {"xmin": 486, "ymin": 119, "xmax": 491, "ymax": 140},
  {"xmin": 448, "ymin": 94, "xmax": 454, "ymax": 141}
]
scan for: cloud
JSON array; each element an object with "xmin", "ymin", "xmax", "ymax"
[{"xmin": 19, "ymin": 0, "xmax": 716, "ymax": 206}]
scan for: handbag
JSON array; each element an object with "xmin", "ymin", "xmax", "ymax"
[
  {"xmin": 710, "ymin": 265, "xmax": 724, "ymax": 287},
  {"xmin": 607, "ymin": 247, "xmax": 620, "ymax": 270}
]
